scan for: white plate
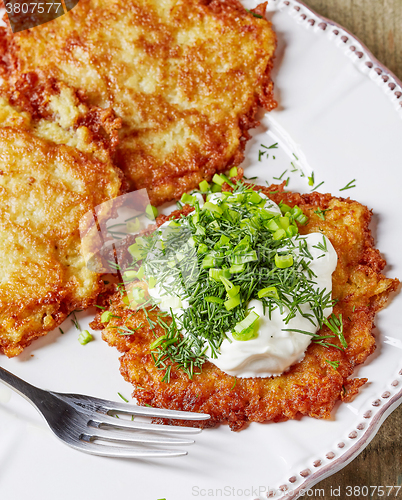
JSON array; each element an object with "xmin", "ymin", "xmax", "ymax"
[{"xmin": 1, "ymin": 1, "xmax": 401, "ymax": 499}]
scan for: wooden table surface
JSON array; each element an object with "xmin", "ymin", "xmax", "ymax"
[{"xmin": 294, "ymin": 1, "xmax": 402, "ymax": 498}]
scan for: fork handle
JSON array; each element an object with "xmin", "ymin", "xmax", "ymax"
[{"xmin": 0, "ymin": 366, "xmax": 43, "ymax": 402}]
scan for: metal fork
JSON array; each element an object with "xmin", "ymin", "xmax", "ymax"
[{"xmin": 0, "ymin": 366, "xmax": 210, "ymax": 458}]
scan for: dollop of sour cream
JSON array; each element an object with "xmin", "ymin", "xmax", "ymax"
[
  {"xmin": 210, "ymin": 232, "xmax": 337, "ymax": 377},
  {"xmin": 148, "ymin": 196, "xmax": 338, "ymax": 378}
]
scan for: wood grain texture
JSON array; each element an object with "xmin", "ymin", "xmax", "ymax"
[
  {"xmin": 302, "ymin": 0, "xmax": 402, "ymax": 81},
  {"xmin": 297, "ymin": 1, "xmax": 402, "ymax": 498}
]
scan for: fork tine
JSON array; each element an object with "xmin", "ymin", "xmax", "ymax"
[
  {"xmin": 70, "ymin": 441, "xmax": 189, "ymax": 458},
  {"xmin": 59, "ymin": 393, "xmax": 210, "ymax": 421},
  {"xmin": 99, "ymin": 400, "xmax": 210, "ymax": 420},
  {"xmin": 82, "ymin": 428, "xmax": 195, "ymax": 445},
  {"xmin": 89, "ymin": 414, "xmax": 203, "ymax": 434}
]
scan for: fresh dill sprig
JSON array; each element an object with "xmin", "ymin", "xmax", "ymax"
[
  {"xmin": 311, "ymin": 181, "xmax": 324, "ymax": 191},
  {"xmin": 273, "ymin": 169, "xmax": 287, "ymax": 181},
  {"xmin": 312, "ymin": 236, "xmax": 328, "ymax": 253},
  {"xmin": 123, "ymin": 181, "xmax": 339, "ymax": 381},
  {"xmin": 339, "ymin": 179, "xmax": 356, "ymax": 191},
  {"xmin": 70, "ymin": 311, "xmax": 80, "ymax": 331},
  {"xmin": 323, "ymin": 313, "xmax": 347, "ymax": 349},
  {"xmin": 245, "ymin": 8, "xmax": 263, "ymax": 18},
  {"xmin": 118, "ymin": 392, "xmax": 129, "ymax": 403},
  {"xmin": 261, "ymin": 143, "xmax": 278, "ymax": 150},
  {"xmin": 314, "ymin": 208, "xmax": 331, "ymax": 221},
  {"xmin": 325, "ymin": 359, "xmax": 340, "ymax": 370}
]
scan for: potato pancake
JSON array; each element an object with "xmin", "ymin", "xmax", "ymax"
[
  {"xmin": 0, "ymin": 0, "xmax": 277, "ymax": 206},
  {"xmin": 97, "ymin": 180, "xmax": 399, "ymax": 430},
  {"xmin": 0, "ymin": 79, "xmax": 124, "ymax": 357}
]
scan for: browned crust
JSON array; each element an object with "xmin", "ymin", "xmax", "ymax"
[
  {"xmin": 0, "ymin": 0, "xmax": 277, "ymax": 206},
  {"xmin": 0, "ymin": 82, "xmax": 124, "ymax": 357},
  {"xmin": 99, "ymin": 182, "xmax": 399, "ymax": 430},
  {"xmin": 0, "ymin": 278, "xmax": 106, "ymax": 358}
]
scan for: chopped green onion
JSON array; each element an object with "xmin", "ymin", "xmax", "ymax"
[
  {"xmin": 275, "ymin": 254, "xmax": 294, "ymax": 268},
  {"xmin": 78, "ymin": 330, "xmax": 93, "ymax": 345},
  {"xmin": 128, "ymin": 243, "xmax": 144, "ymax": 261},
  {"xmin": 224, "ymin": 295, "xmax": 241, "ymax": 311},
  {"xmin": 148, "ymin": 276, "xmax": 156, "ymax": 289},
  {"xmin": 220, "ymin": 276, "xmax": 240, "ymax": 298},
  {"xmin": 197, "ymin": 243, "xmax": 208, "ymax": 254},
  {"xmin": 205, "ymin": 296, "xmax": 224, "ymax": 304},
  {"xmin": 101, "ymin": 311, "xmax": 113, "ymax": 323},
  {"xmin": 123, "ymin": 270, "xmax": 138, "ymax": 280},
  {"xmin": 214, "ymin": 234, "xmax": 231, "ymax": 249},
  {"xmin": 202, "ymin": 201, "xmax": 223, "ymax": 215},
  {"xmin": 202, "ymin": 255, "xmax": 216, "ymax": 268},
  {"xmin": 209, "ymin": 268, "xmax": 231, "ymax": 281},
  {"xmin": 258, "ymin": 286, "xmax": 279, "ymax": 300},
  {"xmin": 180, "ymin": 193, "xmax": 196, "ymax": 205},
  {"xmin": 279, "ymin": 203, "xmax": 292, "ymax": 214},
  {"xmin": 126, "ymin": 219, "xmax": 140, "ymax": 233},
  {"xmin": 249, "ymin": 192, "xmax": 262, "ymax": 204},
  {"xmin": 145, "ymin": 204, "xmax": 158, "ymax": 219},
  {"xmin": 219, "ymin": 173, "xmax": 235, "ymax": 187},
  {"xmin": 229, "ymin": 167, "xmax": 238, "ymax": 177},
  {"xmin": 231, "ymin": 250, "xmax": 258, "ymax": 265},
  {"xmin": 229, "ymin": 263, "xmax": 245, "ymax": 273},
  {"xmin": 212, "ymin": 173, "xmax": 225, "ymax": 186},
  {"xmin": 232, "ymin": 311, "xmax": 259, "ymax": 341},
  {"xmin": 272, "ymin": 228, "xmax": 286, "ymax": 240},
  {"xmin": 295, "ymin": 213, "xmax": 308, "ymax": 225},
  {"xmin": 199, "ymin": 180, "xmax": 210, "ymax": 192}
]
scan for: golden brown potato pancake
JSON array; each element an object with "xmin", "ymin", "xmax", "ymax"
[
  {"xmin": 97, "ymin": 180, "xmax": 399, "ymax": 430},
  {"xmin": 0, "ymin": 79, "xmax": 124, "ymax": 357},
  {"xmin": 0, "ymin": 0, "xmax": 277, "ymax": 206}
]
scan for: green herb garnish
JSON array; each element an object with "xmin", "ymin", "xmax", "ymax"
[
  {"xmin": 245, "ymin": 8, "xmax": 263, "ymax": 18},
  {"xmin": 314, "ymin": 208, "xmax": 331, "ymax": 221},
  {"xmin": 311, "ymin": 181, "xmax": 324, "ymax": 191},
  {"xmin": 118, "ymin": 392, "xmax": 129, "ymax": 403},
  {"xmin": 339, "ymin": 179, "xmax": 356, "ymax": 191},
  {"xmin": 122, "ymin": 181, "xmax": 338, "ymax": 381},
  {"xmin": 78, "ymin": 330, "xmax": 93, "ymax": 345},
  {"xmin": 70, "ymin": 311, "xmax": 81, "ymax": 331},
  {"xmin": 325, "ymin": 359, "xmax": 340, "ymax": 370}
]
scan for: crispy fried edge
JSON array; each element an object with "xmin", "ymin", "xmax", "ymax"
[
  {"xmin": 96, "ymin": 177, "xmax": 400, "ymax": 430},
  {"xmin": 0, "ymin": 77, "xmax": 126, "ymax": 357}
]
